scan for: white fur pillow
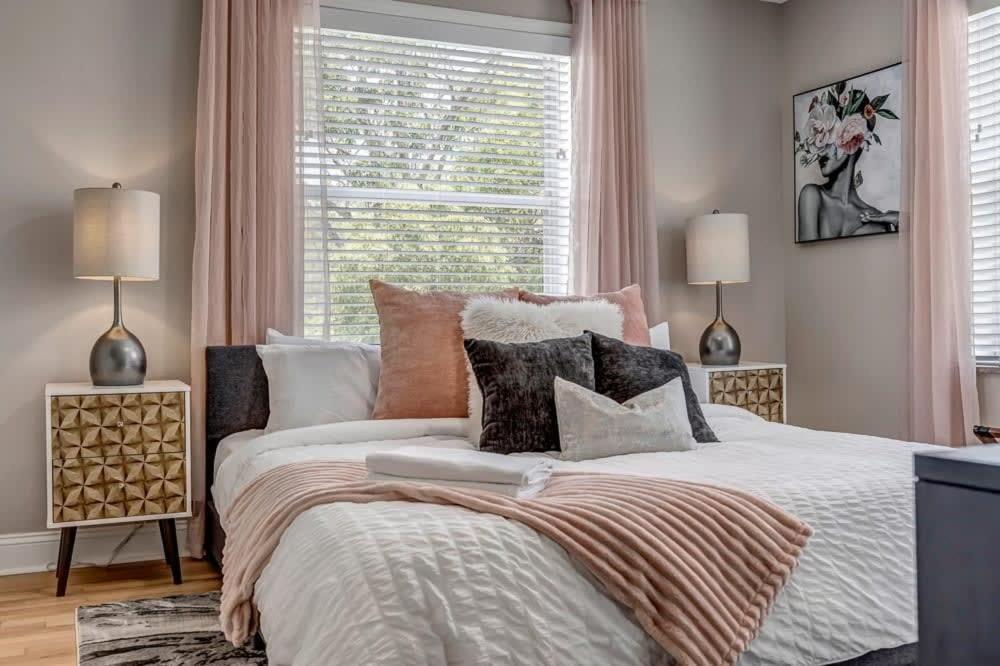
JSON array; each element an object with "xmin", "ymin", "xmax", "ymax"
[{"xmin": 460, "ymin": 297, "xmax": 624, "ymax": 445}]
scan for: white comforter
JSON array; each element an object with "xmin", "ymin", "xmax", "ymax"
[{"xmin": 213, "ymin": 406, "xmax": 936, "ymax": 666}]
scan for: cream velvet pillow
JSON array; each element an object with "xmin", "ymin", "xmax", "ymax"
[
  {"xmin": 554, "ymin": 377, "xmax": 696, "ymax": 461},
  {"xmin": 370, "ymin": 280, "xmax": 519, "ymax": 419},
  {"xmin": 460, "ymin": 297, "xmax": 624, "ymax": 445}
]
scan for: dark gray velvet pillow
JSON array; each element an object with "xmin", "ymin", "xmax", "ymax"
[
  {"xmin": 589, "ymin": 332, "xmax": 718, "ymax": 443},
  {"xmin": 464, "ymin": 334, "xmax": 595, "ymax": 454}
]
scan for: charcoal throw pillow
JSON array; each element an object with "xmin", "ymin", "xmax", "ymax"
[
  {"xmin": 589, "ymin": 331, "xmax": 718, "ymax": 443},
  {"xmin": 464, "ymin": 334, "xmax": 595, "ymax": 454}
]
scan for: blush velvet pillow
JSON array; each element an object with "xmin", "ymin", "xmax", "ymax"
[
  {"xmin": 519, "ymin": 284, "xmax": 651, "ymax": 346},
  {"xmin": 464, "ymin": 334, "xmax": 595, "ymax": 454},
  {"xmin": 589, "ymin": 331, "xmax": 719, "ymax": 443},
  {"xmin": 370, "ymin": 280, "xmax": 519, "ymax": 419}
]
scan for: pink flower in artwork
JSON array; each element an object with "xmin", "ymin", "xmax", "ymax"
[
  {"xmin": 835, "ymin": 114, "xmax": 868, "ymax": 155},
  {"xmin": 805, "ymin": 103, "xmax": 837, "ymax": 151}
]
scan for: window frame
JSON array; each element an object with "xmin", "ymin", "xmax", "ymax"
[
  {"xmin": 320, "ymin": 0, "xmax": 570, "ymax": 54},
  {"xmin": 970, "ymin": 4, "xmax": 1000, "ymax": 365},
  {"xmin": 300, "ymin": 0, "xmax": 573, "ymax": 341}
]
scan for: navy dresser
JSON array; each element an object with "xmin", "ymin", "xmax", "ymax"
[{"xmin": 915, "ymin": 445, "xmax": 1000, "ymax": 665}]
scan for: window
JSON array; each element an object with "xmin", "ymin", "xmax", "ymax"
[
  {"xmin": 299, "ymin": 8, "xmax": 571, "ymax": 342},
  {"xmin": 971, "ymin": 7, "xmax": 1000, "ymax": 362}
]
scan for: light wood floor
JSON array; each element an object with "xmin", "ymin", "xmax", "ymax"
[{"xmin": 0, "ymin": 559, "xmax": 221, "ymax": 665}]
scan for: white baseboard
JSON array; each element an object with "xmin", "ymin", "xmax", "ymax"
[{"xmin": 0, "ymin": 522, "xmax": 190, "ymax": 577}]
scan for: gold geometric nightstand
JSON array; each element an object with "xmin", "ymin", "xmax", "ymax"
[
  {"xmin": 686, "ymin": 362, "xmax": 787, "ymax": 423},
  {"xmin": 45, "ymin": 380, "xmax": 191, "ymax": 596}
]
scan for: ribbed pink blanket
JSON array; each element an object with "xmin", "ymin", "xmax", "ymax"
[{"xmin": 220, "ymin": 462, "xmax": 811, "ymax": 666}]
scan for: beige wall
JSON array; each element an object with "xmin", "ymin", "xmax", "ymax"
[
  {"xmin": 979, "ymin": 373, "xmax": 1000, "ymax": 426},
  {"xmin": 0, "ymin": 0, "xmax": 201, "ymax": 534},
  {"xmin": 648, "ymin": 0, "xmax": 785, "ymax": 363},
  {"xmin": 780, "ymin": 0, "xmax": 908, "ymax": 438}
]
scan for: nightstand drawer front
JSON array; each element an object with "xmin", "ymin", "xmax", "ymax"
[
  {"xmin": 52, "ymin": 452, "xmax": 186, "ymax": 523},
  {"xmin": 709, "ymin": 369, "xmax": 784, "ymax": 422},
  {"xmin": 51, "ymin": 392, "xmax": 186, "ymax": 459}
]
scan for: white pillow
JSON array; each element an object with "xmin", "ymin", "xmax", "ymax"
[
  {"xmin": 554, "ymin": 377, "xmax": 695, "ymax": 461},
  {"xmin": 266, "ymin": 328, "xmax": 308, "ymax": 345},
  {"xmin": 460, "ymin": 298, "xmax": 624, "ymax": 446},
  {"xmin": 256, "ymin": 343, "xmax": 380, "ymax": 432},
  {"xmin": 266, "ymin": 328, "xmax": 381, "ymax": 354},
  {"xmin": 648, "ymin": 322, "xmax": 670, "ymax": 350}
]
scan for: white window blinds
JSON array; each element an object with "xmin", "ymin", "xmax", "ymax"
[
  {"xmin": 970, "ymin": 7, "xmax": 1000, "ymax": 361},
  {"xmin": 299, "ymin": 25, "xmax": 572, "ymax": 342}
]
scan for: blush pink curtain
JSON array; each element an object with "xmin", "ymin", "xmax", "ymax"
[
  {"xmin": 905, "ymin": 0, "xmax": 980, "ymax": 445},
  {"xmin": 189, "ymin": 0, "xmax": 316, "ymax": 556},
  {"xmin": 570, "ymin": 0, "xmax": 660, "ymax": 322}
]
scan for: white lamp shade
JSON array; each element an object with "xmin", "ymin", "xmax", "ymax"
[
  {"xmin": 73, "ymin": 187, "xmax": 160, "ymax": 280},
  {"xmin": 686, "ymin": 213, "xmax": 750, "ymax": 285}
]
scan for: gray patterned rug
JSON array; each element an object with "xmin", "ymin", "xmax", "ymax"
[{"xmin": 76, "ymin": 592, "xmax": 267, "ymax": 665}]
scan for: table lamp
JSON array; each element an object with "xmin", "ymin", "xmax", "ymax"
[
  {"xmin": 73, "ymin": 183, "xmax": 160, "ymax": 386},
  {"xmin": 686, "ymin": 211, "xmax": 750, "ymax": 365}
]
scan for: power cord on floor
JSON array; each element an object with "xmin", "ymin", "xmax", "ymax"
[{"xmin": 44, "ymin": 522, "xmax": 146, "ymax": 572}]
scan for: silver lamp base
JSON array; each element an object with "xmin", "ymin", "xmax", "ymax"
[
  {"xmin": 699, "ymin": 281, "xmax": 741, "ymax": 366},
  {"xmin": 90, "ymin": 277, "xmax": 147, "ymax": 386},
  {"xmin": 90, "ymin": 324, "xmax": 146, "ymax": 386}
]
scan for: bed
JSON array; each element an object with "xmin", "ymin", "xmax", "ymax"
[{"xmin": 205, "ymin": 345, "xmax": 924, "ymax": 665}]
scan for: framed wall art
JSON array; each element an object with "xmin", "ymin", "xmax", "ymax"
[{"xmin": 793, "ymin": 62, "xmax": 903, "ymax": 244}]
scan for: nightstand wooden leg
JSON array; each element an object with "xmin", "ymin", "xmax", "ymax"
[
  {"xmin": 158, "ymin": 519, "xmax": 182, "ymax": 584},
  {"xmin": 55, "ymin": 527, "xmax": 76, "ymax": 597}
]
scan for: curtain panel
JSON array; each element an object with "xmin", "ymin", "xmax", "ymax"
[
  {"xmin": 189, "ymin": 0, "xmax": 316, "ymax": 556},
  {"xmin": 570, "ymin": 0, "xmax": 660, "ymax": 322},
  {"xmin": 905, "ymin": 0, "xmax": 980, "ymax": 445}
]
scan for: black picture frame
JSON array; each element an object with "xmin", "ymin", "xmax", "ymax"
[{"xmin": 792, "ymin": 62, "xmax": 904, "ymax": 245}]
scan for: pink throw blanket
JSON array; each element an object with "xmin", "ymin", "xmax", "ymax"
[{"xmin": 220, "ymin": 462, "xmax": 811, "ymax": 666}]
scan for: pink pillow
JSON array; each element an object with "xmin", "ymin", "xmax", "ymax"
[
  {"xmin": 518, "ymin": 285, "xmax": 651, "ymax": 346},
  {"xmin": 370, "ymin": 280, "xmax": 520, "ymax": 419}
]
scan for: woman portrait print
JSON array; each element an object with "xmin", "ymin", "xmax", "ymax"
[{"xmin": 794, "ymin": 71, "xmax": 901, "ymax": 242}]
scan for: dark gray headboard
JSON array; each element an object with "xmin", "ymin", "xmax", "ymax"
[{"xmin": 205, "ymin": 345, "xmax": 269, "ymax": 486}]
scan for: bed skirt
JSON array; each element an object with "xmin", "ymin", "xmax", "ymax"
[
  {"xmin": 837, "ymin": 644, "xmax": 917, "ymax": 665},
  {"xmin": 205, "ymin": 499, "xmax": 225, "ymax": 571}
]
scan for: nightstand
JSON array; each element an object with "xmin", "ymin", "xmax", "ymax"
[
  {"xmin": 686, "ymin": 362, "xmax": 786, "ymax": 423},
  {"xmin": 46, "ymin": 380, "xmax": 191, "ymax": 596}
]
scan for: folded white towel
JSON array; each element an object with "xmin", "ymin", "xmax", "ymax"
[
  {"xmin": 366, "ymin": 447, "xmax": 553, "ymax": 498},
  {"xmin": 367, "ymin": 472, "xmax": 549, "ymax": 498}
]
